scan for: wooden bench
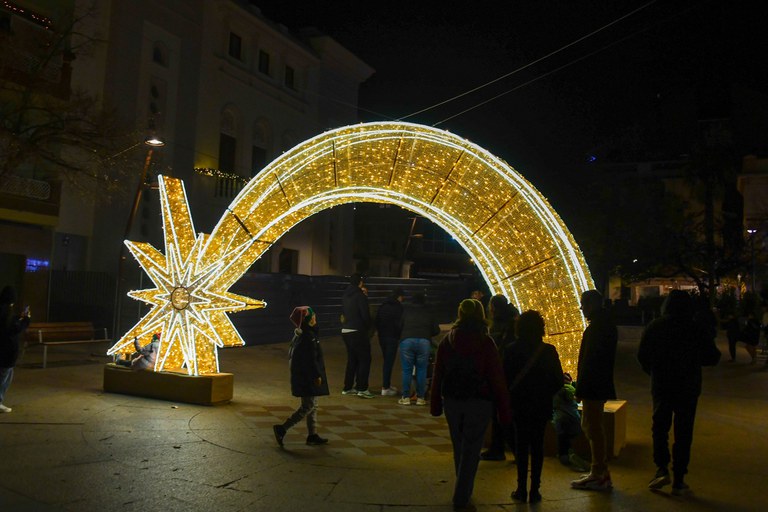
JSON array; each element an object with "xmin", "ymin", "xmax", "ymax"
[
  {"xmin": 23, "ymin": 321, "xmax": 112, "ymax": 368},
  {"xmin": 544, "ymin": 399, "xmax": 628, "ymax": 459}
]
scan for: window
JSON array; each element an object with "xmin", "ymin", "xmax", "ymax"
[
  {"xmin": 258, "ymin": 50, "xmax": 270, "ymax": 75},
  {"xmin": 279, "ymin": 248, "xmax": 298, "ymax": 274},
  {"xmin": 251, "ymin": 145, "xmax": 266, "ymax": 177},
  {"xmin": 284, "ymin": 66, "xmax": 295, "ymax": 89},
  {"xmin": 219, "ymin": 133, "xmax": 236, "ymax": 173},
  {"xmin": 228, "ymin": 32, "xmax": 242, "ymax": 60},
  {"xmin": 152, "ymin": 42, "xmax": 168, "ymax": 67}
]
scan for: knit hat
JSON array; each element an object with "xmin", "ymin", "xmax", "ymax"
[
  {"xmin": 290, "ymin": 306, "xmax": 315, "ymax": 327},
  {"xmin": 0, "ymin": 286, "xmax": 15, "ymax": 305},
  {"xmin": 563, "ymin": 372, "xmax": 573, "ymax": 385}
]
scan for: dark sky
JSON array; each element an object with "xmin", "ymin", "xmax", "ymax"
[{"xmin": 253, "ymin": 1, "xmax": 768, "ymax": 226}]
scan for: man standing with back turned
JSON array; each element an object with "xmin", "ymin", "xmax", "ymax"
[
  {"xmin": 340, "ymin": 273, "xmax": 375, "ymax": 398},
  {"xmin": 571, "ymin": 290, "xmax": 618, "ymax": 491}
]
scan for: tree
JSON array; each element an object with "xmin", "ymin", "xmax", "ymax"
[{"xmin": 0, "ymin": 2, "xmax": 135, "ymax": 198}]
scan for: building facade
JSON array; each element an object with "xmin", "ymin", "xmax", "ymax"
[{"xmin": 0, "ymin": 0, "xmax": 373, "ymax": 327}]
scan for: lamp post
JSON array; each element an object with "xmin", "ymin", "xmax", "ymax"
[
  {"xmin": 112, "ymin": 136, "xmax": 165, "ymax": 339},
  {"xmin": 747, "ymin": 228, "xmax": 757, "ymax": 292}
]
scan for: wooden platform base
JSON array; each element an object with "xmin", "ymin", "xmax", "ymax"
[{"xmin": 103, "ymin": 364, "xmax": 233, "ymax": 405}]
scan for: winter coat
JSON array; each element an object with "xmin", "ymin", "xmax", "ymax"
[
  {"xmin": 638, "ymin": 314, "xmax": 721, "ymax": 398},
  {"xmin": 288, "ymin": 326, "xmax": 330, "ymax": 397},
  {"xmin": 504, "ymin": 340, "xmax": 563, "ymax": 423},
  {"xmin": 375, "ymin": 297, "xmax": 403, "ymax": 339},
  {"xmin": 400, "ymin": 303, "xmax": 440, "ymax": 340},
  {"xmin": 430, "ymin": 326, "xmax": 512, "ymax": 424},
  {"xmin": 575, "ymin": 309, "xmax": 618, "ymax": 400},
  {"xmin": 341, "ymin": 285, "xmax": 370, "ymax": 332},
  {"xmin": 0, "ymin": 306, "xmax": 30, "ymax": 368}
]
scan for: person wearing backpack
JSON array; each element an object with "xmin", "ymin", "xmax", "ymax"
[
  {"xmin": 430, "ymin": 298, "xmax": 511, "ymax": 512},
  {"xmin": 503, "ymin": 310, "xmax": 564, "ymax": 503}
]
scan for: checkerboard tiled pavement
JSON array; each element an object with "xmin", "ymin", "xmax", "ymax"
[{"xmin": 238, "ymin": 401, "xmax": 455, "ymax": 456}]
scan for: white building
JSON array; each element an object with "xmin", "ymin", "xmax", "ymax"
[{"xmin": 0, "ymin": 0, "xmax": 373, "ymax": 324}]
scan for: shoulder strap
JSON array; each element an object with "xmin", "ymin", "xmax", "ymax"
[{"xmin": 509, "ymin": 343, "xmax": 545, "ymax": 391}]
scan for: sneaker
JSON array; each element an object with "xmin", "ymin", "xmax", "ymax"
[
  {"xmin": 272, "ymin": 424, "xmax": 286, "ymax": 447},
  {"xmin": 511, "ymin": 489, "xmax": 527, "ymax": 503},
  {"xmin": 671, "ymin": 482, "xmax": 691, "ymax": 496},
  {"xmin": 0, "ymin": 404, "xmax": 11, "ymax": 413},
  {"xmin": 357, "ymin": 390, "xmax": 376, "ymax": 399},
  {"xmin": 648, "ymin": 467, "xmax": 671, "ymax": 490},
  {"xmin": 397, "ymin": 397, "xmax": 411, "ymax": 405},
  {"xmin": 571, "ymin": 471, "xmax": 612, "ymax": 491},
  {"xmin": 306, "ymin": 434, "xmax": 329, "ymax": 446},
  {"xmin": 381, "ymin": 387, "xmax": 398, "ymax": 396},
  {"xmin": 415, "ymin": 398, "xmax": 427, "ymax": 406},
  {"xmin": 481, "ymin": 451, "xmax": 506, "ymax": 461},
  {"xmin": 341, "ymin": 388, "xmax": 358, "ymax": 395}
]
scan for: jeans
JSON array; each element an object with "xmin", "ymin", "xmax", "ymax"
[
  {"xmin": 581, "ymin": 400, "xmax": 608, "ymax": 474},
  {"xmin": 399, "ymin": 337, "xmax": 431, "ymax": 398},
  {"xmin": 0, "ymin": 367, "xmax": 13, "ymax": 404},
  {"xmin": 652, "ymin": 393, "xmax": 698, "ymax": 479},
  {"xmin": 283, "ymin": 396, "xmax": 318, "ymax": 436},
  {"xmin": 342, "ymin": 331, "xmax": 371, "ymax": 391},
  {"xmin": 379, "ymin": 336, "xmax": 399, "ymax": 389},
  {"xmin": 444, "ymin": 398, "xmax": 493, "ymax": 507}
]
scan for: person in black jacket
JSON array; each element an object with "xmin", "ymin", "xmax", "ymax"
[
  {"xmin": 0, "ymin": 286, "xmax": 31, "ymax": 413},
  {"xmin": 481, "ymin": 294, "xmax": 518, "ymax": 461},
  {"xmin": 273, "ymin": 306, "xmax": 330, "ymax": 447},
  {"xmin": 375, "ymin": 287, "xmax": 404, "ymax": 396},
  {"xmin": 638, "ymin": 290, "xmax": 721, "ymax": 496},
  {"xmin": 340, "ymin": 273, "xmax": 374, "ymax": 398},
  {"xmin": 571, "ymin": 289, "xmax": 618, "ymax": 491},
  {"xmin": 504, "ymin": 310, "xmax": 563, "ymax": 503}
]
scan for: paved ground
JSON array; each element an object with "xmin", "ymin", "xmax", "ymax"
[{"xmin": 1, "ymin": 326, "xmax": 766, "ymax": 512}]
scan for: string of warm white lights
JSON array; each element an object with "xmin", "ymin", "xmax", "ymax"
[
  {"xmin": 202, "ymin": 121, "xmax": 594, "ymax": 375},
  {"xmin": 107, "ymin": 176, "xmax": 266, "ymax": 375},
  {"xmin": 112, "ymin": 122, "xmax": 593, "ymax": 377}
]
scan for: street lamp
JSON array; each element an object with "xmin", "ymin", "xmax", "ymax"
[
  {"xmin": 113, "ymin": 136, "xmax": 165, "ymax": 338},
  {"xmin": 747, "ymin": 228, "xmax": 757, "ymax": 292}
]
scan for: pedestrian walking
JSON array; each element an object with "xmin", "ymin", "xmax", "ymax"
[
  {"xmin": 430, "ymin": 298, "xmax": 511, "ymax": 512},
  {"xmin": 375, "ymin": 287, "xmax": 404, "ymax": 396},
  {"xmin": 638, "ymin": 290, "xmax": 721, "ymax": 496},
  {"xmin": 273, "ymin": 306, "xmax": 330, "ymax": 447},
  {"xmin": 504, "ymin": 310, "xmax": 564, "ymax": 503},
  {"xmin": 0, "ymin": 286, "xmax": 31, "ymax": 413},
  {"xmin": 570, "ymin": 290, "xmax": 618, "ymax": 492}
]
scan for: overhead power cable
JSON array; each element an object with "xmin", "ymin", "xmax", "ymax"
[{"xmin": 398, "ymin": 0, "xmax": 658, "ymax": 122}]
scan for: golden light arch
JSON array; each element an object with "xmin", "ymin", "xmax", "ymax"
[{"xmin": 110, "ymin": 121, "xmax": 594, "ymax": 375}]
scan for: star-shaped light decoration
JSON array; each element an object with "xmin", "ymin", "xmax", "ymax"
[{"xmin": 107, "ymin": 176, "xmax": 266, "ymax": 375}]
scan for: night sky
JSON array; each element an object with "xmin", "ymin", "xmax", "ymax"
[{"xmin": 254, "ymin": 1, "xmax": 768, "ymax": 228}]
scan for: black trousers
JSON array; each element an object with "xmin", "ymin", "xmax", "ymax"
[
  {"xmin": 512, "ymin": 417, "xmax": 548, "ymax": 491},
  {"xmin": 342, "ymin": 330, "xmax": 371, "ymax": 392},
  {"xmin": 652, "ymin": 393, "xmax": 699, "ymax": 479}
]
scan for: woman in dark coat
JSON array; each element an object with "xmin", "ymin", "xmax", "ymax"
[
  {"xmin": 273, "ymin": 306, "xmax": 330, "ymax": 446},
  {"xmin": 1, "ymin": 285, "xmax": 31, "ymax": 413},
  {"xmin": 503, "ymin": 310, "xmax": 563, "ymax": 503},
  {"xmin": 430, "ymin": 298, "xmax": 511, "ymax": 512}
]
